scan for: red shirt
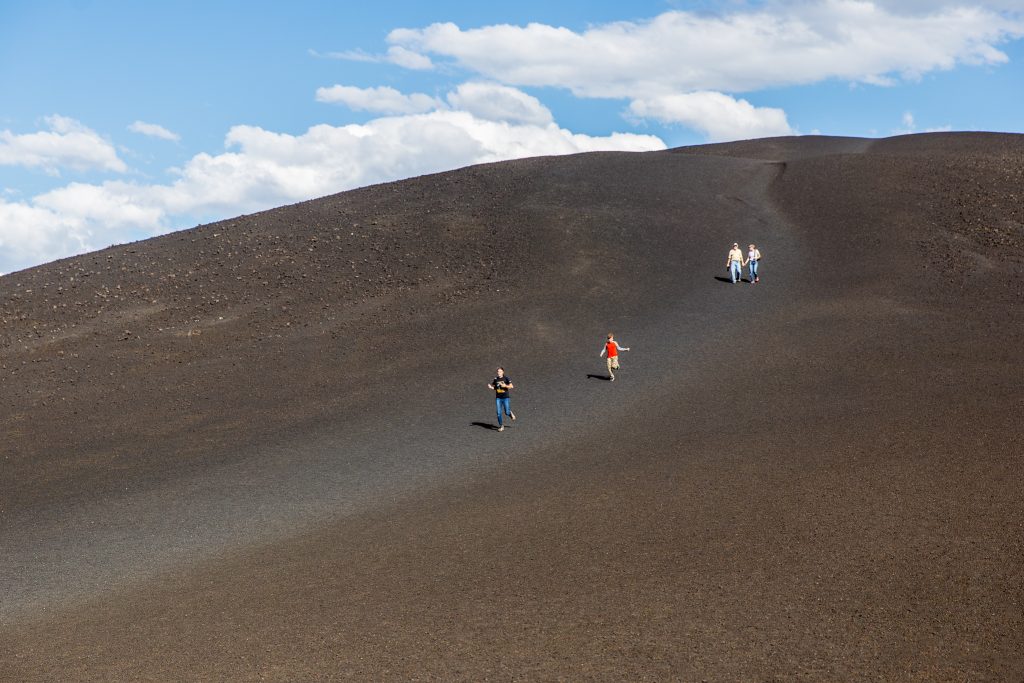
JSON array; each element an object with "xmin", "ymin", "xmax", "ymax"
[{"xmin": 605, "ymin": 341, "xmax": 619, "ymax": 358}]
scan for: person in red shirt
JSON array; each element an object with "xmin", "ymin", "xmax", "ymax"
[{"xmin": 599, "ymin": 333, "xmax": 631, "ymax": 381}]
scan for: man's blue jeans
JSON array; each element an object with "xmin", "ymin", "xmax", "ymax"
[
  {"xmin": 730, "ymin": 261, "xmax": 742, "ymax": 283},
  {"xmin": 749, "ymin": 259, "xmax": 758, "ymax": 281},
  {"xmin": 496, "ymin": 397, "xmax": 511, "ymax": 426}
]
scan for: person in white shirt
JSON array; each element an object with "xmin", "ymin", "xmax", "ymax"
[
  {"xmin": 726, "ymin": 243, "xmax": 744, "ymax": 283},
  {"xmin": 743, "ymin": 244, "xmax": 762, "ymax": 284}
]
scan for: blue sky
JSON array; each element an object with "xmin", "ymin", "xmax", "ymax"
[{"xmin": 1, "ymin": 0, "xmax": 1022, "ymax": 274}]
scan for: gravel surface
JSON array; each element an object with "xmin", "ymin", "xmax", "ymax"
[{"xmin": 1, "ymin": 133, "xmax": 1022, "ymax": 681}]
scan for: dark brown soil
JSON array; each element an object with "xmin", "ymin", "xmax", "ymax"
[{"xmin": 1, "ymin": 133, "xmax": 1022, "ymax": 681}]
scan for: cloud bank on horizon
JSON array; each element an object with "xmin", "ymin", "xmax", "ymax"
[{"xmin": 1, "ymin": 0, "xmax": 1022, "ymax": 274}]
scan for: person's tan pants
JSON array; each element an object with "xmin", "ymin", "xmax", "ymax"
[{"xmin": 607, "ymin": 355, "xmax": 619, "ymax": 378}]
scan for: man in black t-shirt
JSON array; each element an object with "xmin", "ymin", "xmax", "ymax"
[{"xmin": 487, "ymin": 367, "xmax": 516, "ymax": 432}]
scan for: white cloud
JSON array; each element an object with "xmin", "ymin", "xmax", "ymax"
[
  {"xmin": 386, "ymin": 4, "xmax": 1023, "ymax": 141},
  {"xmin": 893, "ymin": 110, "xmax": 953, "ymax": 135},
  {"xmin": 316, "ymin": 82, "xmax": 555, "ymax": 125},
  {"xmin": 0, "ymin": 198, "xmax": 92, "ymax": 273},
  {"xmin": 128, "ymin": 121, "xmax": 181, "ymax": 142},
  {"xmin": 873, "ymin": 1, "xmax": 1024, "ymax": 14},
  {"xmin": 315, "ymin": 48, "xmax": 377, "ymax": 63},
  {"xmin": 386, "ymin": 45, "xmax": 434, "ymax": 70},
  {"xmin": 0, "ymin": 107, "xmax": 664, "ymax": 274},
  {"xmin": 628, "ymin": 92, "xmax": 793, "ymax": 142},
  {"xmin": 313, "ymin": 4, "xmax": 1021, "ymax": 143},
  {"xmin": 315, "ymin": 45, "xmax": 435, "ymax": 70},
  {"xmin": 0, "ymin": 115, "xmax": 126, "ymax": 174},
  {"xmin": 34, "ymin": 182, "xmax": 165, "ymax": 229},
  {"xmin": 388, "ymin": 3, "xmax": 1024, "ymax": 96},
  {"xmin": 315, "ymin": 85, "xmax": 443, "ymax": 114},
  {"xmin": 446, "ymin": 82, "xmax": 553, "ymax": 125}
]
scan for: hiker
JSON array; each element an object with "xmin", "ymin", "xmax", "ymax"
[
  {"xmin": 599, "ymin": 333, "xmax": 631, "ymax": 381},
  {"xmin": 726, "ymin": 242, "xmax": 744, "ymax": 283},
  {"xmin": 487, "ymin": 367, "xmax": 516, "ymax": 432},
  {"xmin": 743, "ymin": 244, "xmax": 762, "ymax": 284}
]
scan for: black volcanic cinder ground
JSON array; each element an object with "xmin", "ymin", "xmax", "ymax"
[{"xmin": 1, "ymin": 133, "xmax": 1022, "ymax": 681}]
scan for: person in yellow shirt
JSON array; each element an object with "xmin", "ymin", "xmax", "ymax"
[{"xmin": 726, "ymin": 243, "xmax": 744, "ymax": 283}]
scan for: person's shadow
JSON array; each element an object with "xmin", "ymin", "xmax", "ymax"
[
  {"xmin": 714, "ymin": 276, "xmax": 738, "ymax": 283},
  {"xmin": 470, "ymin": 421, "xmax": 500, "ymax": 430},
  {"xmin": 586, "ymin": 374, "xmax": 611, "ymax": 381}
]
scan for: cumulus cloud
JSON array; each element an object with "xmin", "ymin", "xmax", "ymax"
[
  {"xmin": 315, "ymin": 85, "xmax": 443, "ymax": 114},
  {"xmin": 0, "ymin": 107, "xmax": 664, "ymax": 274},
  {"xmin": 0, "ymin": 115, "xmax": 126, "ymax": 174},
  {"xmin": 388, "ymin": 3, "xmax": 1024, "ymax": 96},
  {"xmin": 312, "ymin": 4, "xmax": 1021, "ymax": 143},
  {"xmin": 629, "ymin": 92, "xmax": 793, "ymax": 142},
  {"xmin": 128, "ymin": 121, "xmax": 181, "ymax": 142},
  {"xmin": 446, "ymin": 82, "xmax": 553, "ymax": 126},
  {"xmin": 316, "ymin": 82, "xmax": 555, "ymax": 125},
  {"xmin": 0, "ymin": 198, "xmax": 93, "ymax": 274}
]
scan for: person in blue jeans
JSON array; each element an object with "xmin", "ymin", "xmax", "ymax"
[
  {"xmin": 744, "ymin": 244, "xmax": 762, "ymax": 284},
  {"xmin": 487, "ymin": 367, "xmax": 516, "ymax": 432},
  {"xmin": 726, "ymin": 242, "xmax": 744, "ymax": 283}
]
